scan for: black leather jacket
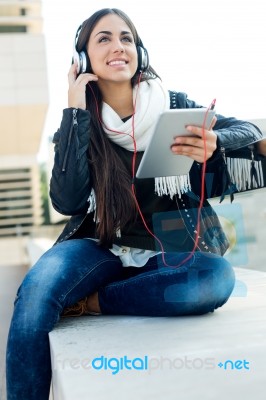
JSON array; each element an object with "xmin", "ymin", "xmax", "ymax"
[{"xmin": 50, "ymin": 91, "xmax": 263, "ymax": 254}]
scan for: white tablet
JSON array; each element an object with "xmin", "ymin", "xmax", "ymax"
[{"xmin": 136, "ymin": 108, "xmax": 216, "ymax": 178}]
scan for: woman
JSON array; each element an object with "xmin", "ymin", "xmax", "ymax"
[{"xmin": 6, "ymin": 8, "xmax": 264, "ymax": 400}]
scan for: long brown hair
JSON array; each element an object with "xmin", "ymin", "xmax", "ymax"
[{"xmin": 76, "ymin": 8, "xmax": 160, "ymax": 247}]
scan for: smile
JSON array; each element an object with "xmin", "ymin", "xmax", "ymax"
[{"xmin": 107, "ymin": 60, "xmax": 127, "ymax": 66}]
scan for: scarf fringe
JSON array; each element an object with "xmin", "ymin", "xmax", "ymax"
[
  {"xmin": 87, "ymin": 188, "xmax": 97, "ymax": 218},
  {"xmin": 155, "ymin": 175, "xmax": 191, "ymax": 198},
  {"xmin": 226, "ymin": 157, "xmax": 264, "ymax": 191},
  {"xmin": 87, "ymin": 175, "xmax": 192, "ymax": 217}
]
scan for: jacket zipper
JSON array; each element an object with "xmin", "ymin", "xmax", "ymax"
[
  {"xmin": 62, "ymin": 109, "xmax": 78, "ymax": 172},
  {"xmin": 220, "ymin": 146, "xmax": 226, "ymax": 163}
]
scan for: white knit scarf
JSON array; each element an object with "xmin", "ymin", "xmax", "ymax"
[
  {"xmin": 87, "ymin": 79, "xmax": 191, "ymax": 214},
  {"xmin": 102, "ymin": 78, "xmax": 168, "ymax": 151}
]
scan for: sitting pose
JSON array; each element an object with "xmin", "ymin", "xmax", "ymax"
[{"xmin": 6, "ymin": 8, "xmax": 264, "ymax": 400}]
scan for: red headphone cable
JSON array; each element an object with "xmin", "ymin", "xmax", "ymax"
[{"xmin": 88, "ymin": 79, "xmax": 216, "ymax": 269}]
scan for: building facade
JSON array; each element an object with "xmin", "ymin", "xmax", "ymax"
[{"xmin": 0, "ymin": 0, "xmax": 48, "ymax": 236}]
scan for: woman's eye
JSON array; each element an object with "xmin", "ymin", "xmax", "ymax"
[
  {"xmin": 122, "ymin": 36, "xmax": 133, "ymax": 43},
  {"xmin": 99, "ymin": 36, "xmax": 109, "ymax": 43},
  {"xmin": 98, "ymin": 36, "xmax": 133, "ymax": 43}
]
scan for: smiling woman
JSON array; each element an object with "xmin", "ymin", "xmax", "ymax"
[
  {"xmin": 39, "ymin": 0, "xmax": 266, "ymax": 163},
  {"xmin": 71, "ymin": 13, "xmax": 140, "ymax": 113},
  {"xmin": 6, "ymin": 4, "xmax": 265, "ymax": 400},
  {"xmin": 7, "ymin": 8, "xmax": 266, "ymax": 400}
]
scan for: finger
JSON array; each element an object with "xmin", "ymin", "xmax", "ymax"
[
  {"xmin": 173, "ymin": 136, "xmax": 203, "ymax": 148},
  {"xmin": 171, "ymin": 144, "xmax": 213, "ymax": 161},
  {"xmin": 185, "ymin": 125, "xmax": 211, "ymax": 137},
  {"xmin": 209, "ymin": 116, "xmax": 217, "ymax": 130},
  {"xmin": 75, "ymin": 73, "xmax": 98, "ymax": 86},
  {"xmin": 186, "ymin": 116, "xmax": 217, "ymax": 136},
  {"xmin": 171, "ymin": 144, "xmax": 205, "ymax": 157},
  {"xmin": 68, "ymin": 63, "xmax": 78, "ymax": 85}
]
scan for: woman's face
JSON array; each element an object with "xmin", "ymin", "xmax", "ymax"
[{"xmin": 87, "ymin": 14, "xmax": 138, "ymax": 83}]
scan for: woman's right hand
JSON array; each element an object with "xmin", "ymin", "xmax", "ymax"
[{"xmin": 68, "ymin": 62, "xmax": 98, "ymax": 110}]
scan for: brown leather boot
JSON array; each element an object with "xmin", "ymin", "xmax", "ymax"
[
  {"xmin": 62, "ymin": 297, "xmax": 90, "ymax": 317},
  {"xmin": 62, "ymin": 297, "xmax": 101, "ymax": 317}
]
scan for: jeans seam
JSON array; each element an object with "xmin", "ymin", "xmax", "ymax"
[
  {"xmin": 51, "ymin": 304, "xmax": 63, "ymax": 328},
  {"xmin": 100, "ymin": 253, "xmax": 226, "ymax": 291},
  {"xmin": 100, "ymin": 264, "xmax": 190, "ymax": 290},
  {"xmin": 57, "ymin": 257, "xmax": 120, "ymax": 303},
  {"xmin": 145, "ymin": 253, "xmax": 196, "ymax": 269}
]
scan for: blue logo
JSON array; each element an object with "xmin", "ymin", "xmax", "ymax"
[
  {"xmin": 218, "ymin": 359, "xmax": 250, "ymax": 370},
  {"xmin": 92, "ymin": 355, "xmax": 148, "ymax": 375}
]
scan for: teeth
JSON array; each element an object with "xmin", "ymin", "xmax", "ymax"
[{"xmin": 108, "ymin": 60, "xmax": 126, "ymax": 66}]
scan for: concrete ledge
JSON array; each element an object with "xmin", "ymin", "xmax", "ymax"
[
  {"xmin": 0, "ymin": 237, "xmax": 29, "ymax": 267},
  {"xmin": 49, "ymin": 267, "xmax": 266, "ymax": 400},
  {"xmin": 26, "ymin": 237, "xmax": 53, "ymax": 267}
]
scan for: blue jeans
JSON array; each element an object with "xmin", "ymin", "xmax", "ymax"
[{"xmin": 6, "ymin": 239, "xmax": 235, "ymax": 400}]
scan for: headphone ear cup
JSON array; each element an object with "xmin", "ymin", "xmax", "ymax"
[
  {"xmin": 137, "ymin": 45, "xmax": 149, "ymax": 71},
  {"xmin": 73, "ymin": 50, "xmax": 91, "ymax": 74},
  {"xmin": 79, "ymin": 50, "xmax": 90, "ymax": 73},
  {"xmin": 73, "ymin": 24, "xmax": 92, "ymax": 74}
]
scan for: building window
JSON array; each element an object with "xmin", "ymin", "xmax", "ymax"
[
  {"xmin": 20, "ymin": 8, "xmax": 27, "ymax": 16},
  {"xmin": 0, "ymin": 25, "xmax": 27, "ymax": 33},
  {"xmin": 0, "ymin": 168, "xmax": 36, "ymax": 236}
]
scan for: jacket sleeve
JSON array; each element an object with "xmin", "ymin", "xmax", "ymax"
[
  {"xmin": 213, "ymin": 115, "xmax": 263, "ymax": 153},
  {"xmin": 202, "ymin": 115, "xmax": 264, "ymax": 199},
  {"xmin": 172, "ymin": 91, "xmax": 264, "ymax": 199},
  {"xmin": 49, "ymin": 108, "xmax": 93, "ymax": 215}
]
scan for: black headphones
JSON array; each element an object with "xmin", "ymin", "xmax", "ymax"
[{"xmin": 73, "ymin": 24, "xmax": 149, "ymax": 74}]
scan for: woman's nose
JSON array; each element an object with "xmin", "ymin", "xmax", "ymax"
[{"xmin": 112, "ymin": 40, "xmax": 125, "ymax": 53}]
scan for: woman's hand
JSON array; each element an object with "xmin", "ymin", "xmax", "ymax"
[
  {"xmin": 68, "ymin": 62, "xmax": 98, "ymax": 110},
  {"xmin": 256, "ymin": 138, "xmax": 266, "ymax": 156},
  {"xmin": 171, "ymin": 116, "xmax": 217, "ymax": 163}
]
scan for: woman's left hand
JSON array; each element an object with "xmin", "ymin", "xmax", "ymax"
[
  {"xmin": 171, "ymin": 116, "xmax": 218, "ymax": 163},
  {"xmin": 256, "ymin": 138, "xmax": 266, "ymax": 156}
]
